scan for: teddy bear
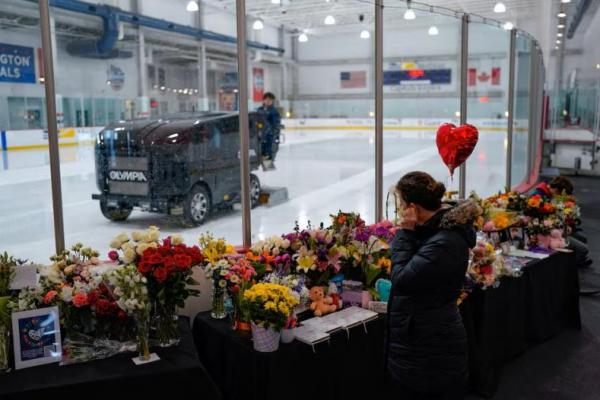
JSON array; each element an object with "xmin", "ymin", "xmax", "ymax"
[{"xmin": 309, "ymin": 286, "xmax": 337, "ymax": 317}]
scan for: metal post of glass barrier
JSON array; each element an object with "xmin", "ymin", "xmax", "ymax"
[
  {"xmin": 505, "ymin": 29, "xmax": 517, "ymax": 190},
  {"xmin": 375, "ymin": 0, "xmax": 384, "ymax": 222},
  {"xmin": 458, "ymin": 14, "xmax": 469, "ymax": 199},
  {"xmin": 39, "ymin": 0, "xmax": 65, "ymax": 253},
  {"xmin": 526, "ymin": 41, "xmax": 537, "ymax": 182},
  {"xmin": 530, "ymin": 45, "xmax": 540, "ymax": 178},
  {"xmin": 236, "ymin": 0, "xmax": 252, "ymax": 247}
]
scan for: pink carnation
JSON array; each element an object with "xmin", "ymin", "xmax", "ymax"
[{"xmin": 108, "ymin": 250, "xmax": 119, "ymax": 261}]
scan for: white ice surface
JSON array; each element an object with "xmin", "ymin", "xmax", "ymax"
[{"xmin": 0, "ymin": 128, "xmax": 507, "ymax": 263}]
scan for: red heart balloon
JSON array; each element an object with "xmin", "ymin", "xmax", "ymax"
[{"xmin": 435, "ymin": 123, "xmax": 479, "ymax": 177}]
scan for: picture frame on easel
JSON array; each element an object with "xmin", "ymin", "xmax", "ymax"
[{"xmin": 11, "ymin": 306, "xmax": 62, "ymax": 370}]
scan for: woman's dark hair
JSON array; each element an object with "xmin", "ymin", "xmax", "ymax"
[
  {"xmin": 549, "ymin": 176, "xmax": 573, "ymax": 195},
  {"xmin": 396, "ymin": 171, "xmax": 446, "ymax": 211},
  {"xmin": 263, "ymin": 92, "xmax": 276, "ymax": 100}
]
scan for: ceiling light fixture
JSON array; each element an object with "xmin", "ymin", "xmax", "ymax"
[
  {"xmin": 298, "ymin": 33, "xmax": 308, "ymax": 42},
  {"xmin": 493, "ymin": 2, "xmax": 506, "ymax": 13},
  {"xmin": 360, "ymin": 30, "xmax": 370, "ymax": 39},
  {"xmin": 557, "ymin": 32, "xmax": 563, "ymax": 37},
  {"xmin": 561, "ymin": 0, "xmax": 571, "ymax": 3},
  {"xmin": 503, "ymin": 21, "xmax": 514, "ymax": 30},
  {"xmin": 271, "ymin": 0, "xmax": 281, "ymax": 3},
  {"xmin": 428, "ymin": 26, "xmax": 439, "ymax": 35},
  {"xmin": 557, "ymin": 11, "xmax": 567, "ymax": 18},
  {"xmin": 404, "ymin": 0, "xmax": 416, "ymax": 20},
  {"xmin": 556, "ymin": 39, "xmax": 561, "ymax": 44},
  {"xmin": 324, "ymin": 15, "xmax": 336, "ymax": 25},
  {"xmin": 186, "ymin": 1, "xmax": 199, "ymax": 12},
  {"xmin": 558, "ymin": 23, "xmax": 565, "ymax": 28},
  {"xmin": 252, "ymin": 19, "xmax": 264, "ymax": 30}
]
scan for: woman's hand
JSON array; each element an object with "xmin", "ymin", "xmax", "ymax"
[{"xmin": 400, "ymin": 205, "xmax": 417, "ymax": 231}]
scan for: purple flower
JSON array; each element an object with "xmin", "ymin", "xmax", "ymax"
[
  {"xmin": 374, "ymin": 226, "xmax": 390, "ymax": 238},
  {"xmin": 354, "ymin": 229, "xmax": 370, "ymax": 242}
]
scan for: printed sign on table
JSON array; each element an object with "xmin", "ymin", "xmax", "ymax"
[{"xmin": 0, "ymin": 42, "xmax": 37, "ymax": 84}]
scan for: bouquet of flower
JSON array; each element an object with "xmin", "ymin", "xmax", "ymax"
[
  {"xmin": 552, "ymin": 194, "xmax": 581, "ymax": 229},
  {"xmin": 247, "ymin": 236, "xmax": 293, "ymax": 278},
  {"xmin": 483, "ymin": 191, "xmax": 527, "ymax": 212},
  {"xmin": 204, "ymin": 257, "xmax": 257, "ymax": 323},
  {"xmin": 289, "ymin": 228, "xmax": 343, "ymax": 286},
  {"xmin": 108, "ymin": 226, "xmax": 161, "ymax": 264},
  {"xmin": 329, "ymin": 211, "xmax": 366, "ymax": 245},
  {"xmin": 137, "ymin": 237, "xmax": 202, "ymax": 302},
  {"xmin": 262, "ymin": 272, "xmax": 309, "ymax": 306},
  {"xmin": 136, "ymin": 236, "xmax": 203, "ymax": 345},
  {"xmin": 198, "ymin": 233, "xmax": 237, "ymax": 264},
  {"xmin": 524, "ymin": 194, "xmax": 556, "ymax": 218},
  {"xmin": 0, "ymin": 252, "xmax": 25, "ymax": 325},
  {"xmin": 482, "ymin": 209, "xmax": 518, "ymax": 232},
  {"xmin": 61, "ymin": 265, "xmax": 149, "ymax": 365},
  {"xmin": 469, "ymin": 241, "xmax": 501, "ymax": 289},
  {"xmin": 343, "ymin": 226, "xmax": 392, "ymax": 295},
  {"xmin": 36, "ymin": 243, "xmax": 105, "ymax": 335},
  {"xmin": 243, "ymin": 283, "xmax": 299, "ymax": 331},
  {"xmin": 524, "ymin": 216, "xmax": 562, "ymax": 237}
]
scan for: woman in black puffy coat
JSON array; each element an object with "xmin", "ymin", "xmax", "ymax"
[{"xmin": 387, "ymin": 171, "xmax": 481, "ymax": 400}]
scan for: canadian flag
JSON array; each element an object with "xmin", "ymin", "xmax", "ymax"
[{"xmin": 468, "ymin": 67, "xmax": 501, "ymax": 86}]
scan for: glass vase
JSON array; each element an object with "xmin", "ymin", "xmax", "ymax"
[
  {"xmin": 152, "ymin": 302, "xmax": 180, "ymax": 347},
  {"xmin": 136, "ymin": 315, "xmax": 151, "ymax": 361},
  {"xmin": 210, "ymin": 284, "xmax": 227, "ymax": 319}
]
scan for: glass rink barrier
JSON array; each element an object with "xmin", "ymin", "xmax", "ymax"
[{"xmin": 0, "ymin": 0, "xmax": 545, "ymax": 262}]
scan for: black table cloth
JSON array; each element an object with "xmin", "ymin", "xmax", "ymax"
[
  {"xmin": 193, "ymin": 312, "xmax": 386, "ymax": 400},
  {"xmin": 194, "ymin": 252, "xmax": 580, "ymax": 400},
  {"xmin": 0, "ymin": 318, "xmax": 222, "ymax": 400},
  {"xmin": 460, "ymin": 251, "xmax": 581, "ymax": 398}
]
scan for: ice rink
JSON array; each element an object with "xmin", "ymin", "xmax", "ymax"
[{"xmin": 0, "ymin": 126, "xmax": 507, "ymax": 263}]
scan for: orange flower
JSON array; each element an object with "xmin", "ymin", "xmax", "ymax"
[
  {"xmin": 492, "ymin": 213, "xmax": 510, "ymax": 229},
  {"xmin": 245, "ymin": 251, "xmax": 260, "ymax": 262},
  {"xmin": 527, "ymin": 196, "xmax": 542, "ymax": 208},
  {"xmin": 542, "ymin": 203, "xmax": 555, "ymax": 213},
  {"xmin": 337, "ymin": 214, "xmax": 347, "ymax": 224},
  {"xmin": 262, "ymin": 252, "xmax": 275, "ymax": 270}
]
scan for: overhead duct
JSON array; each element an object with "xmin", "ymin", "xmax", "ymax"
[
  {"xmin": 566, "ymin": 0, "xmax": 592, "ymax": 39},
  {"xmin": 64, "ymin": 5, "xmax": 132, "ymax": 59},
  {"xmin": 42, "ymin": 0, "xmax": 284, "ymax": 59}
]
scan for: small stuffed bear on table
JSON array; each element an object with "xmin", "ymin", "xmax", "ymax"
[{"xmin": 309, "ymin": 286, "xmax": 337, "ymax": 317}]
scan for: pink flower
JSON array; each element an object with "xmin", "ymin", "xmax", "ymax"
[
  {"xmin": 72, "ymin": 293, "xmax": 89, "ymax": 308},
  {"xmin": 482, "ymin": 221, "xmax": 496, "ymax": 232},
  {"xmin": 108, "ymin": 250, "xmax": 119, "ymax": 261}
]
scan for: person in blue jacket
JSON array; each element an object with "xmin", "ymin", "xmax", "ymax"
[
  {"xmin": 257, "ymin": 92, "xmax": 281, "ymax": 161},
  {"xmin": 387, "ymin": 171, "xmax": 481, "ymax": 399}
]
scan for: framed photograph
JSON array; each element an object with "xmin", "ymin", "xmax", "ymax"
[
  {"xmin": 12, "ymin": 306, "xmax": 62, "ymax": 369},
  {"xmin": 510, "ymin": 227, "xmax": 525, "ymax": 249}
]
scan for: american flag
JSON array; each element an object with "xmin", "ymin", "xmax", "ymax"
[{"xmin": 340, "ymin": 71, "xmax": 366, "ymax": 89}]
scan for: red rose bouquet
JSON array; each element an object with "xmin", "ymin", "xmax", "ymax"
[{"xmin": 136, "ymin": 237, "xmax": 203, "ymax": 345}]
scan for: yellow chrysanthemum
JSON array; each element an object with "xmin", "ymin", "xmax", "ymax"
[{"xmin": 264, "ymin": 301, "xmax": 277, "ymax": 311}]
